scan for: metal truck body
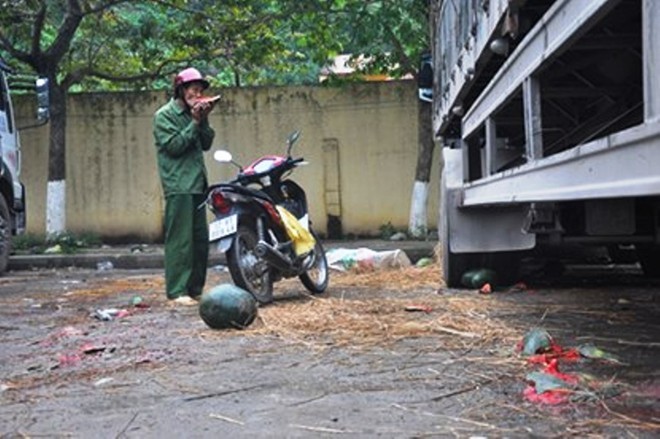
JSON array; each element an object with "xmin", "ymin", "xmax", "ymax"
[{"xmin": 432, "ymin": 0, "xmax": 660, "ymax": 286}]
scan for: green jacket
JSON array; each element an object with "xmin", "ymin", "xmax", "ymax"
[{"xmin": 153, "ymin": 99, "xmax": 215, "ymax": 196}]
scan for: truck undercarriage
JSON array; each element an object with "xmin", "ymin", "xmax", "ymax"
[{"xmin": 434, "ymin": 0, "xmax": 660, "ymax": 286}]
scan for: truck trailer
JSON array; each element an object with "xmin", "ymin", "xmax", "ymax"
[{"xmin": 431, "ymin": 0, "xmax": 660, "ymax": 286}]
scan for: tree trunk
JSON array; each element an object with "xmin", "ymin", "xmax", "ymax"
[
  {"xmin": 46, "ymin": 80, "xmax": 67, "ymax": 236},
  {"xmin": 408, "ymin": 100, "xmax": 435, "ymax": 238}
]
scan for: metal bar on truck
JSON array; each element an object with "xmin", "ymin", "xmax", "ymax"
[
  {"xmin": 460, "ymin": 122, "xmax": 660, "ymax": 206},
  {"xmin": 434, "ymin": 0, "xmax": 511, "ymax": 135},
  {"xmin": 484, "ymin": 117, "xmax": 496, "ymax": 177},
  {"xmin": 523, "ymin": 76, "xmax": 543, "ymax": 160},
  {"xmin": 644, "ymin": 0, "xmax": 660, "ymax": 122},
  {"xmin": 462, "ymin": 0, "xmax": 619, "ymax": 139}
]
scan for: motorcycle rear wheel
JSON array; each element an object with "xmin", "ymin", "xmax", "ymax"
[
  {"xmin": 226, "ymin": 225, "xmax": 274, "ymax": 304},
  {"xmin": 299, "ymin": 229, "xmax": 329, "ymax": 294}
]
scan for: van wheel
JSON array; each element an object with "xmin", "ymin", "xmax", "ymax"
[{"xmin": 0, "ymin": 196, "xmax": 12, "ymax": 275}]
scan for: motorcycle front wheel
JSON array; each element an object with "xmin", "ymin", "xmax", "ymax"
[
  {"xmin": 299, "ymin": 229, "xmax": 329, "ymax": 294},
  {"xmin": 226, "ymin": 225, "xmax": 274, "ymax": 304}
]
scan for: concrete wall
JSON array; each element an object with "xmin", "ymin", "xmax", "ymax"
[{"xmin": 14, "ymin": 81, "xmax": 439, "ymax": 241}]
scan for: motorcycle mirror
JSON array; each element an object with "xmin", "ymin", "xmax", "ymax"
[
  {"xmin": 213, "ymin": 150, "xmax": 233, "ymax": 163},
  {"xmin": 286, "ymin": 130, "xmax": 301, "ymax": 156}
]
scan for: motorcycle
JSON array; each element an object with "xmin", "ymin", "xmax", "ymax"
[{"xmin": 206, "ymin": 130, "xmax": 329, "ymax": 304}]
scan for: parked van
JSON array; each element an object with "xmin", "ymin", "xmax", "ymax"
[{"xmin": 0, "ymin": 58, "xmax": 49, "ymax": 274}]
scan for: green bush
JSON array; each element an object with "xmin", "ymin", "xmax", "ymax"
[
  {"xmin": 12, "ymin": 233, "xmax": 46, "ymax": 251},
  {"xmin": 378, "ymin": 222, "xmax": 397, "ymax": 240},
  {"xmin": 13, "ymin": 232, "xmax": 102, "ymax": 254}
]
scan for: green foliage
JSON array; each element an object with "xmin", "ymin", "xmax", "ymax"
[
  {"xmin": 13, "ymin": 232, "xmax": 102, "ymax": 254},
  {"xmin": 334, "ymin": 0, "xmax": 429, "ymax": 79},
  {"xmin": 11, "ymin": 233, "xmax": 45, "ymax": 252},
  {"xmin": 379, "ymin": 221, "xmax": 398, "ymax": 240},
  {"xmin": 1, "ymin": 1, "xmax": 431, "ymax": 242},
  {"xmin": 410, "ymin": 225, "xmax": 428, "ymax": 239},
  {"xmin": 0, "ymin": 0, "xmax": 430, "ymax": 89}
]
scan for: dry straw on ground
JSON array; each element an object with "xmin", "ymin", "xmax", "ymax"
[
  {"xmin": 242, "ymin": 254, "xmax": 520, "ymax": 352},
  {"xmin": 32, "ymin": 251, "xmax": 518, "ymax": 354},
  {"xmin": 253, "ymin": 293, "xmax": 519, "ymax": 351}
]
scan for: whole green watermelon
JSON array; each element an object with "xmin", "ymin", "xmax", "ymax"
[
  {"xmin": 199, "ymin": 284, "xmax": 258, "ymax": 329},
  {"xmin": 460, "ymin": 268, "xmax": 498, "ymax": 289}
]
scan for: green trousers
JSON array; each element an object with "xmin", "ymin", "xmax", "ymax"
[{"xmin": 164, "ymin": 193, "xmax": 209, "ymax": 299}]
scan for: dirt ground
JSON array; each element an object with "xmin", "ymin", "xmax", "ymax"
[{"xmin": 0, "ymin": 260, "xmax": 659, "ymax": 438}]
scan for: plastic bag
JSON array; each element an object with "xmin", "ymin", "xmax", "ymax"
[
  {"xmin": 275, "ymin": 206, "xmax": 315, "ymax": 256},
  {"xmin": 326, "ymin": 247, "xmax": 412, "ymax": 272}
]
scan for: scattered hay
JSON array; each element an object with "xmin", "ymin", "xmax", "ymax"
[
  {"xmin": 202, "ymin": 262, "xmax": 520, "ymax": 351},
  {"xmin": 249, "ymin": 291, "xmax": 519, "ymax": 351},
  {"xmin": 330, "ymin": 265, "xmax": 443, "ymax": 290},
  {"xmin": 19, "ymin": 261, "xmax": 518, "ymax": 353},
  {"xmin": 434, "ymin": 242, "xmax": 445, "ymax": 284}
]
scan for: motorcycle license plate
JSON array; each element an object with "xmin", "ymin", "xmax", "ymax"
[{"xmin": 209, "ymin": 215, "xmax": 237, "ymax": 241}]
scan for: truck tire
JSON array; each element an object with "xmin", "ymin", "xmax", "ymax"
[
  {"xmin": 607, "ymin": 244, "xmax": 638, "ymax": 264},
  {"xmin": 440, "ymin": 213, "xmax": 473, "ymax": 288},
  {"xmin": 440, "ymin": 172, "xmax": 473, "ymax": 288},
  {"xmin": 442, "ymin": 236, "xmax": 521, "ymax": 288},
  {"xmin": 0, "ymin": 195, "xmax": 11, "ymax": 275},
  {"xmin": 440, "ymin": 171, "xmax": 522, "ymax": 288},
  {"xmin": 441, "ymin": 245, "xmax": 473, "ymax": 288},
  {"xmin": 476, "ymin": 251, "xmax": 522, "ymax": 287},
  {"xmin": 635, "ymin": 244, "xmax": 660, "ymax": 278}
]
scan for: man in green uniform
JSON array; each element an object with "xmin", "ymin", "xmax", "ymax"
[{"xmin": 153, "ymin": 67, "xmax": 216, "ymax": 305}]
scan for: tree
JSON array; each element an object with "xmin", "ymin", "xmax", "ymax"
[
  {"xmin": 0, "ymin": 0, "xmax": 345, "ymax": 235},
  {"xmin": 334, "ymin": 0, "xmax": 434, "ymax": 238},
  {"xmin": 1, "ymin": 0, "xmax": 431, "ymax": 238},
  {"xmin": 205, "ymin": 1, "xmax": 435, "ymax": 239},
  {"xmin": 0, "ymin": 1, "xmax": 191, "ymax": 235}
]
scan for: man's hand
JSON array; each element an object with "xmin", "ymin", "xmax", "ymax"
[{"xmin": 191, "ymin": 100, "xmax": 215, "ymax": 124}]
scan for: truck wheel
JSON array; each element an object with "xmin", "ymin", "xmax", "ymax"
[
  {"xmin": 443, "ymin": 249, "xmax": 521, "ymax": 288},
  {"xmin": 440, "ymin": 206, "xmax": 473, "ymax": 287},
  {"xmin": 440, "ymin": 170, "xmax": 522, "ymax": 287},
  {"xmin": 607, "ymin": 244, "xmax": 638, "ymax": 264},
  {"xmin": 477, "ymin": 251, "xmax": 522, "ymax": 287},
  {"xmin": 441, "ymin": 244, "xmax": 473, "ymax": 288},
  {"xmin": 635, "ymin": 244, "xmax": 660, "ymax": 278},
  {"xmin": 440, "ymin": 172, "xmax": 473, "ymax": 288},
  {"xmin": 439, "ymin": 160, "xmax": 522, "ymax": 288},
  {"xmin": 0, "ymin": 196, "xmax": 11, "ymax": 275}
]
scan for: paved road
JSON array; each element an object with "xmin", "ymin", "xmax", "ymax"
[
  {"xmin": 8, "ymin": 239, "xmax": 437, "ymax": 271},
  {"xmin": 1, "ymin": 263, "xmax": 658, "ymax": 438}
]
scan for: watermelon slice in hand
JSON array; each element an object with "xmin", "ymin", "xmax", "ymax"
[{"xmin": 194, "ymin": 95, "xmax": 221, "ymax": 105}]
